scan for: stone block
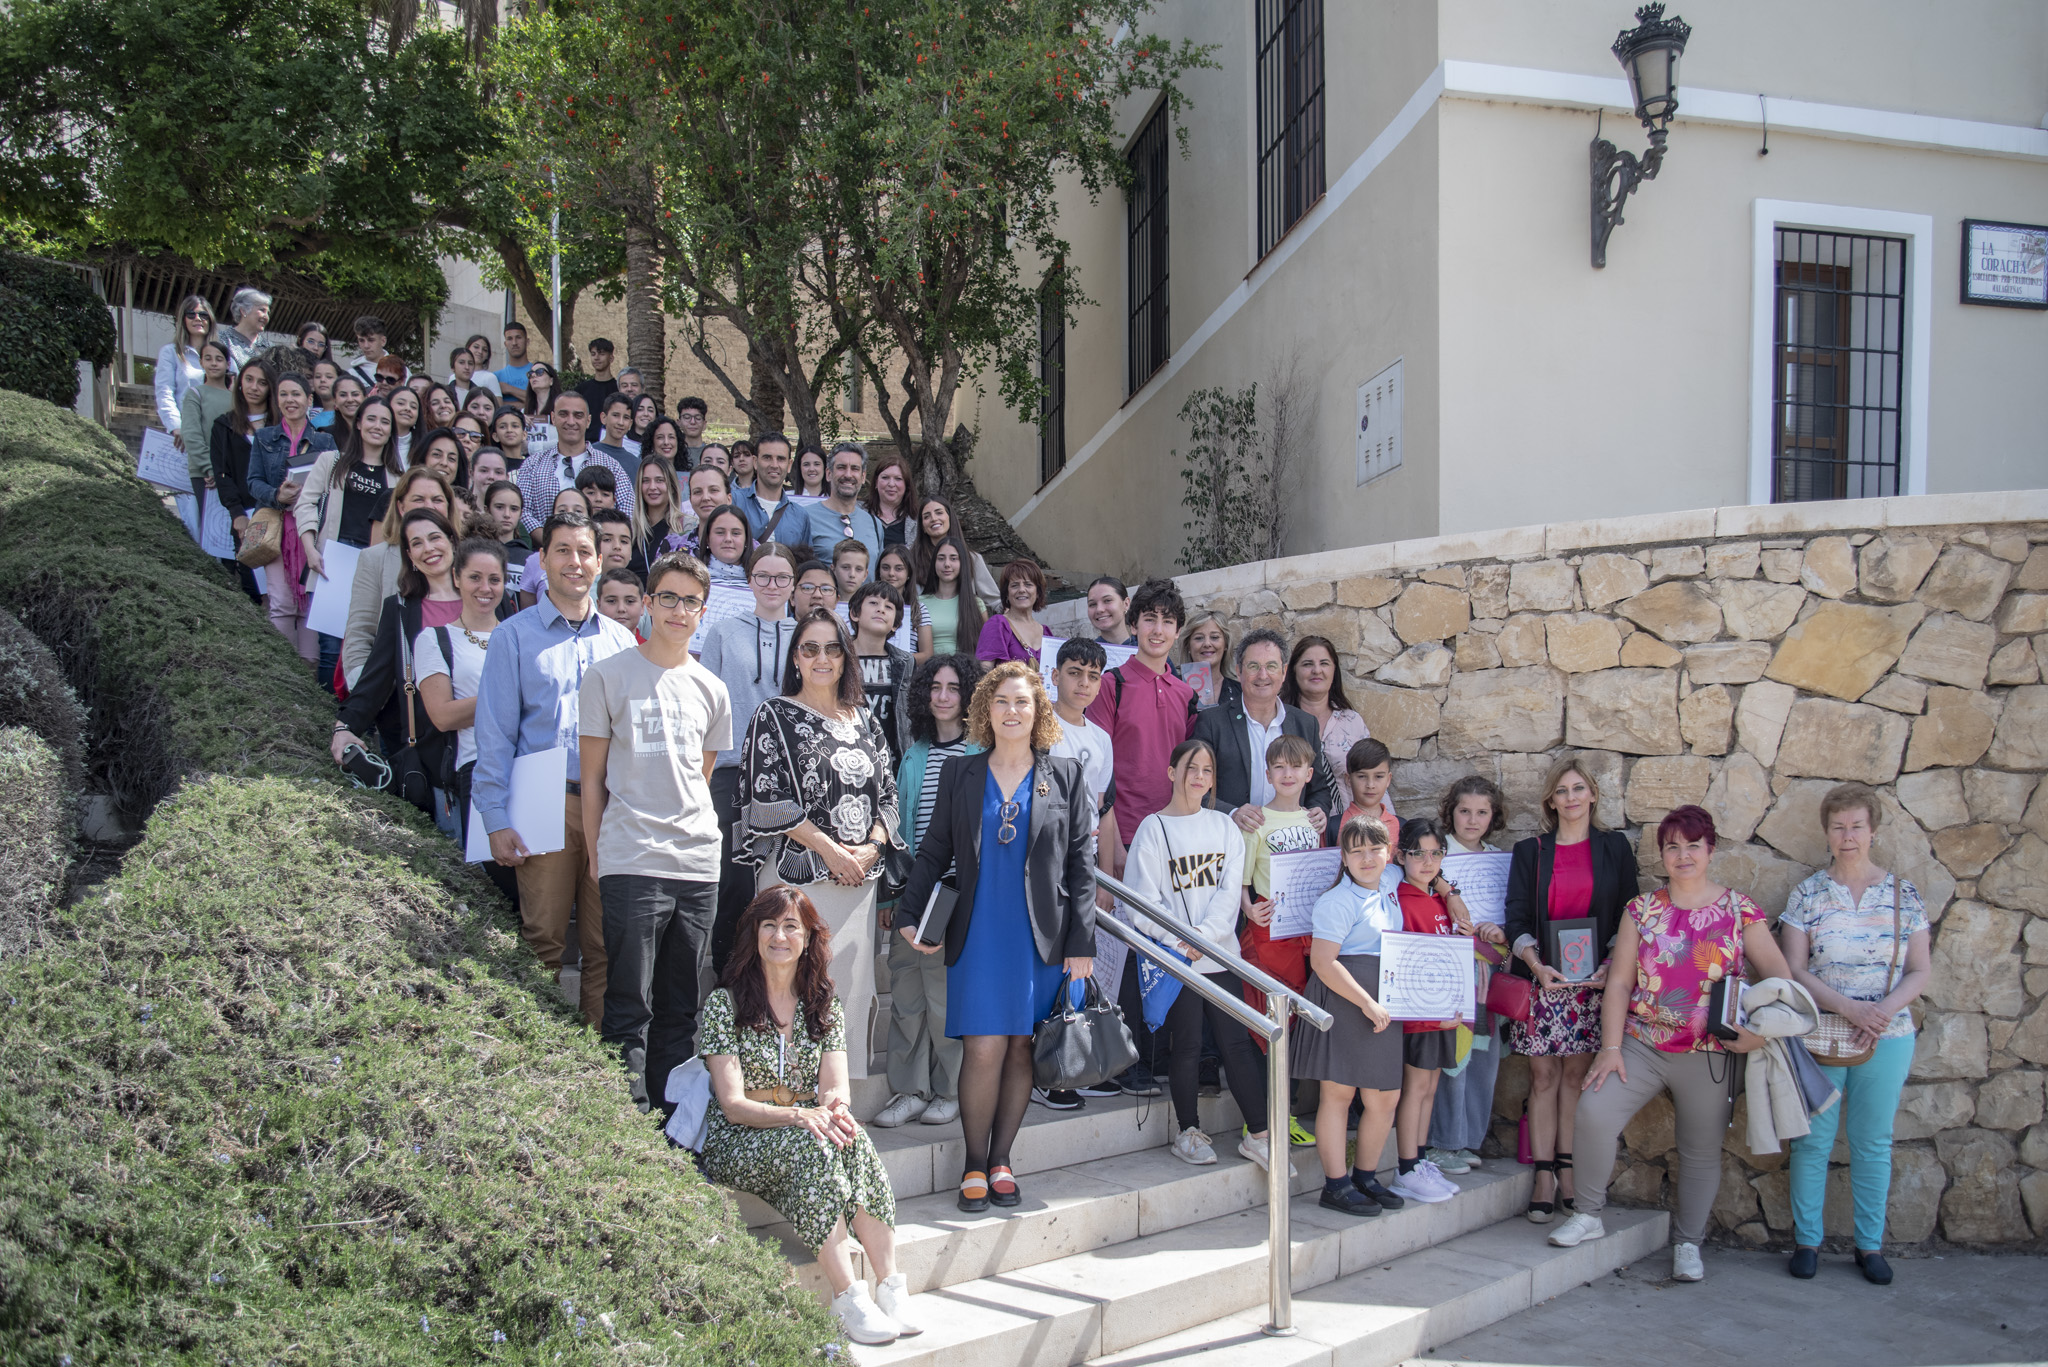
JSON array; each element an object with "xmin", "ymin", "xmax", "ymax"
[
  {"xmin": 1468, "ymin": 564, "xmax": 1510, "ymax": 619},
  {"xmin": 1765, "ymin": 601, "xmax": 1924, "ymax": 701},
  {"xmin": 1707, "ymin": 841, "xmax": 1808, "ymax": 920},
  {"xmin": 1684, "ymin": 641, "xmax": 1773, "ymax": 685},
  {"xmin": 1335, "ymin": 575, "xmax": 1401, "ymax": 610},
  {"xmin": 1933, "ymin": 824, "xmax": 2012, "ymax": 879},
  {"xmin": 2024, "ymin": 1171, "xmax": 2048, "ymax": 1238},
  {"xmin": 1280, "ymin": 580, "xmax": 1333, "ymax": 611},
  {"xmin": 1773, "ymin": 699, "xmax": 1909, "ymax": 784},
  {"xmin": 1935, "ymin": 1128, "xmax": 2028, "ymax": 1242},
  {"xmin": 2024, "ymin": 1121, "xmax": 2048, "ymax": 1169},
  {"xmin": 1919, "ymin": 545, "xmax": 2015, "ymax": 621},
  {"xmin": 1453, "ymin": 631, "xmax": 1500, "ymax": 671},
  {"xmin": 1911, "ymin": 1012, "xmax": 1989, "ymax": 1081},
  {"xmin": 1545, "ymin": 614, "xmax": 1623, "ymax": 673},
  {"xmin": 1239, "ymin": 588, "xmax": 1285, "ymax": 617},
  {"xmin": 1620, "ymin": 633, "xmax": 1683, "ymax": 667},
  {"xmin": 1975, "ymin": 1069, "xmax": 2044, "ymax": 1132},
  {"xmin": 1650, "ymin": 545, "xmax": 1706, "ymax": 581},
  {"xmin": 1885, "ymin": 1145, "xmax": 1946, "ymax": 1244},
  {"xmin": 1438, "ymin": 667, "xmax": 1565, "ymax": 759},
  {"xmin": 1393, "ymin": 582, "xmax": 1471, "ymax": 644},
  {"xmin": 1926, "ymin": 901, "xmax": 2025, "ymax": 1017},
  {"xmin": 1610, "ymin": 1157, "xmax": 1667, "ymax": 1206},
  {"xmin": 1896, "ymin": 769, "xmax": 1970, "ymax": 831},
  {"xmin": 1716, "ymin": 581, "xmax": 1807, "ymax": 641},
  {"xmin": 1578, "ymin": 750, "xmax": 1627, "ymax": 831},
  {"xmin": 1998, "ymin": 593, "xmax": 2048, "ymax": 634},
  {"xmin": 1756, "ymin": 779, "xmax": 1834, "ymax": 868},
  {"xmin": 1712, "ymin": 1153, "xmax": 1761, "ymax": 1232},
  {"xmin": 1703, "ymin": 752, "xmax": 1771, "ymax": 843},
  {"xmin": 1980, "ymin": 834, "xmax": 2048, "ymax": 917},
  {"xmin": 1350, "ymin": 682, "xmax": 1443, "ymax": 761},
  {"xmin": 1735, "ymin": 679, "xmax": 1796, "ymax": 768},
  {"xmin": 1495, "ymin": 614, "xmax": 1548, "ymax": 668},
  {"xmin": 1894, "ymin": 1082, "xmax": 1975, "ymax": 1141},
  {"xmin": 1420, "ymin": 566, "xmax": 1466, "ymax": 589},
  {"xmin": 1858, "ymin": 534, "xmax": 1941, "ymax": 602},
  {"xmin": 1294, "ymin": 605, "xmax": 1401, "ymax": 671},
  {"xmin": 1967, "ymin": 528, "xmax": 2033, "ymax": 563},
  {"xmin": 1760, "ymin": 547, "xmax": 1804, "ymax": 583},
  {"xmin": 1897, "ymin": 613, "xmax": 1999, "ymax": 690},
  {"xmin": 1707, "ymin": 541, "xmax": 1760, "ymax": 580},
  {"xmin": 2014, "ymin": 1001, "xmax": 2048, "ymax": 1066},
  {"xmin": 1680, "ymin": 684, "xmax": 1734, "ymax": 755},
  {"xmin": 1507, "ymin": 560, "xmax": 1577, "ymax": 613},
  {"xmin": 1374, "ymin": 642, "xmax": 1454, "ymax": 690},
  {"xmin": 2029, "ymin": 920, "xmax": 2048, "ymax": 966},
  {"xmin": 1622, "ymin": 1091, "xmax": 1676, "ymax": 1158},
  {"xmin": 1799, "ymin": 536, "xmax": 1857, "ymax": 598},
  {"xmin": 1579, "ymin": 553, "xmax": 1649, "ymax": 610},
  {"xmin": 1624, "ymin": 755, "xmax": 1712, "ymax": 822},
  {"xmin": 1967, "ymin": 769, "xmax": 2039, "ymax": 826},
  {"xmin": 1905, "ymin": 686, "xmax": 2001, "ymax": 772},
  {"xmin": 1617, "ymin": 580, "xmax": 1722, "ymax": 643},
  {"xmin": 1750, "ymin": 1169, "xmax": 1792, "ymax": 1231},
  {"xmin": 2018, "ymin": 545, "xmax": 2048, "ymax": 591},
  {"xmin": 1986, "ymin": 685, "xmax": 2048, "ymax": 771},
  {"xmin": 1566, "ymin": 669, "xmax": 1682, "ymax": 756},
  {"xmin": 1861, "ymin": 674, "xmax": 1928, "ymax": 714},
  {"xmin": 1988, "ymin": 638, "xmax": 2041, "ymax": 685}
]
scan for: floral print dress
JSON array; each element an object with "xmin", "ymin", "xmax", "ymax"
[
  {"xmin": 697, "ymin": 988, "xmax": 896, "ymax": 1252},
  {"xmin": 1623, "ymin": 888, "xmax": 1764, "ymax": 1053},
  {"xmin": 737, "ymin": 696, "xmax": 903, "ymax": 883}
]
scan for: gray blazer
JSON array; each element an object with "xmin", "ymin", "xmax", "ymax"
[{"xmin": 1189, "ymin": 695, "xmax": 1338, "ymax": 818}]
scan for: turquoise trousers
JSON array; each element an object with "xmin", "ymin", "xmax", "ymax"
[{"xmin": 1787, "ymin": 1033, "xmax": 1915, "ymax": 1250}]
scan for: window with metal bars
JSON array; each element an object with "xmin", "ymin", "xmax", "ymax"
[
  {"xmin": 1039, "ymin": 263, "xmax": 1066, "ymax": 486},
  {"xmin": 1127, "ymin": 106, "xmax": 1170, "ymax": 395},
  {"xmin": 1772, "ymin": 229, "xmax": 1907, "ymax": 502},
  {"xmin": 1256, "ymin": 0, "xmax": 1325, "ymax": 259}
]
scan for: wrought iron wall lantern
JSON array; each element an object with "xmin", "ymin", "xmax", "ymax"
[{"xmin": 1591, "ymin": 4, "xmax": 1691, "ymax": 268}]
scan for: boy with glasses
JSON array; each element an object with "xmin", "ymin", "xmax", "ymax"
[{"xmin": 793, "ymin": 560, "xmax": 838, "ymax": 617}]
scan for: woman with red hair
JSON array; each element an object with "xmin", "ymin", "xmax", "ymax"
[
  {"xmin": 1546, "ymin": 805, "xmax": 1794, "ymax": 1285},
  {"xmin": 699, "ymin": 886, "xmax": 918, "ymax": 1345}
]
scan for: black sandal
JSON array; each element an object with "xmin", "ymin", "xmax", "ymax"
[
  {"xmin": 1555, "ymin": 1151, "xmax": 1575, "ymax": 1211},
  {"xmin": 1526, "ymin": 1159, "xmax": 1557, "ymax": 1224}
]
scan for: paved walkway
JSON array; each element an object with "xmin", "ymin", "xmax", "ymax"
[{"xmin": 1408, "ymin": 1247, "xmax": 2048, "ymax": 1367}]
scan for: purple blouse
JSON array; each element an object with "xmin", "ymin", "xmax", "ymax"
[{"xmin": 975, "ymin": 613, "xmax": 1041, "ymax": 665}]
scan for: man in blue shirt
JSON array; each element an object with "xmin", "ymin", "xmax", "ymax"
[
  {"xmin": 474, "ymin": 510, "xmax": 637, "ymax": 1025},
  {"xmin": 496, "ymin": 321, "xmax": 534, "ymax": 402},
  {"xmin": 731, "ymin": 431, "xmax": 811, "ymax": 549},
  {"xmin": 805, "ymin": 441, "xmax": 885, "ymax": 569}
]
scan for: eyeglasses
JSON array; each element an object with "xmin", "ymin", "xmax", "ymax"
[
  {"xmin": 454, "ymin": 430, "xmax": 482, "ymax": 444},
  {"xmin": 796, "ymin": 641, "xmax": 845, "ymax": 659},
  {"xmin": 751, "ymin": 572, "xmax": 793, "ymax": 587},
  {"xmin": 797, "ymin": 582, "xmax": 833, "ymax": 596},
  {"xmin": 183, "ymin": 309, "xmax": 209, "ymax": 319},
  {"xmin": 650, "ymin": 591, "xmax": 705, "ymax": 612}
]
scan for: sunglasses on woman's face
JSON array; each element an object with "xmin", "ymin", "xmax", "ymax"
[{"xmin": 796, "ymin": 640, "xmax": 845, "ymax": 659}]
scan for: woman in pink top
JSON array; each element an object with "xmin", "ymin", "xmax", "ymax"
[{"xmin": 974, "ymin": 559, "xmax": 1047, "ymax": 665}]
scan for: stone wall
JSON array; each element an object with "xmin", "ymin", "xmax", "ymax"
[{"xmin": 1174, "ymin": 492, "xmax": 2048, "ymax": 1247}]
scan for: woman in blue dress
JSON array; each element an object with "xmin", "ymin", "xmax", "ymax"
[{"xmin": 895, "ymin": 660, "xmax": 1098, "ymax": 1213}]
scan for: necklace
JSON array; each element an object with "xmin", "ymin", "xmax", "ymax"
[{"xmin": 461, "ymin": 620, "xmax": 495, "ymax": 649}]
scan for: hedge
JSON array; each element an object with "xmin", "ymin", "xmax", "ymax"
[
  {"xmin": 0, "ymin": 255, "xmax": 117, "ymax": 409},
  {"xmin": 0, "ymin": 390, "xmax": 835, "ymax": 1362},
  {"xmin": 0, "ymin": 728, "xmax": 71, "ymax": 959}
]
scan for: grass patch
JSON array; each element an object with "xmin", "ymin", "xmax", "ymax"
[
  {"xmin": 0, "ymin": 727, "xmax": 70, "ymax": 957},
  {"xmin": 0, "ymin": 387, "xmax": 837, "ymax": 1361}
]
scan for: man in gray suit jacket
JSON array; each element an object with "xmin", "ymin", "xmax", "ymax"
[{"xmin": 1189, "ymin": 628, "xmax": 1337, "ymax": 835}]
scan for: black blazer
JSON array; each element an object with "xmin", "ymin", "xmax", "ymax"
[
  {"xmin": 337, "ymin": 594, "xmax": 514, "ymax": 753},
  {"xmin": 893, "ymin": 751, "xmax": 1097, "ymax": 969},
  {"xmin": 1502, "ymin": 829, "xmax": 1642, "ymax": 978},
  {"xmin": 1188, "ymin": 696, "xmax": 1337, "ymax": 819}
]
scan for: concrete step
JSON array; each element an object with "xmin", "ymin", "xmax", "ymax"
[
  {"xmin": 847, "ymin": 1162, "xmax": 1540, "ymax": 1367},
  {"xmin": 1083, "ymin": 1207, "xmax": 1670, "ymax": 1367}
]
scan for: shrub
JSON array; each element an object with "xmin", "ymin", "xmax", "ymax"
[
  {"xmin": 0, "ymin": 728, "xmax": 71, "ymax": 958},
  {"xmin": 0, "ymin": 606, "xmax": 87, "ymax": 795},
  {"xmin": 0, "ymin": 255, "xmax": 117, "ymax": 408}
]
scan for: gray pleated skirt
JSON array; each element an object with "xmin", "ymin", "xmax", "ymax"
[{"xmin": 1292, "ymin": 954, "xmax": 1403, "ymax": 1092}]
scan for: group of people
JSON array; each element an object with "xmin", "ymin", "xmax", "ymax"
[{"xmin": 154, "ymin": 302, "xmax": 1937, "ymax": 1343}]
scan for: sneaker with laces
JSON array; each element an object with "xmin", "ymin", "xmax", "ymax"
[
  {"xmin": 919, "ymin": 1095, "xmax": 960, "ymax": 1125},
  {"xmin": 1287, "ymin": 1116, "xmax": 1317, "ymax": 1147},
  {"xmin": 1171, "ymin": 1126, "xmax": 1217, "ymax": 1165},
  {"xmin": 1547, "ymin": 1211, "xmax": 1607, "ymax": 1248},
  {"xmin": 831, "ymin": 1284, "xmax": 900, "ymax": 1345},
  {"xmin": 1415, "ymin": 1158, "xmax": 1462, "ymax": 1198},
  {"xmin": 1456, "ymin": 1149, "xmax": 1484, "ymax": 1169},
  {"xmin": 1671, "ymin": 1242, "xmax": 1704, "ymax": 1282},
  {"xmin": 1075, "ymin": 1080, "xmax": 1123, "ymax": 1098},
  {"xmin": 1424, "ymin": 1146, "xmax": 1471, "ymax": 1174},
  {"xmin": 1116, "ymin": 1066, "xmax": 1164, "ymax": 1097},
  {"xmin": 1237, "ymin": 1129, "xmax": 1276, "ymax": 1171},
  {"xmin": 871, "ymin": 1093, "xmax": 929, "ymax": 1128},
  {"xmin": 874, "ymin": 1272, "xmax": 923, "ymax": 1335},
  {"xmin": 1029, "ymin": 1087, "xmax": 1083, "ymax": 1110},
  {"xmin": 1389, "ymin": 1166, "xmax": 1454, "ymax": 1204}
]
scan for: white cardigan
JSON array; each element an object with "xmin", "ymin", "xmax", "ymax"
[{"xmin": 1122, "ymin": 807, "xmax": 1246, "ymax": 975}]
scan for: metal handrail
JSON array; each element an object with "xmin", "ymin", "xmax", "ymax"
[
  {"xmin": 1095, "ymin": 868, "xmax": 1332, "ymax": 1034},
  {"xmin": 1090, "ymin": 870, "xmax": 1322, "ymax": 1336}
]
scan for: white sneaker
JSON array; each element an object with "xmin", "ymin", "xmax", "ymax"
[
  {"xmin": 875, "ymin": 1272, "xmax": 923, "ymax": 1335},
  {"xmin": 831, "ymin": 1284, "xmax": 899, "ymax": 1345},
  {"xmin": 1671, "ymin": 1242, "xmax": 1704, "ymax": 1282},
  {"xmin": 872, "ymin": 1093, "xmax": 928, "ymax": 1128},
  {"xmin": 1172, "ymin": 1126, "xmax": 1218, "ymax": 1165},
  {"xmin": 1547, "ymin": 1211, "xmax": 1607, "ymax": 1248},
  {"xmin": 1424, "ymin": 1146, "xmax": 1471, "ymax": 1174},
  {"xmin": 1415, "ymin": 1159, "xmax": 1462, "ymax": 1198},
  {"xmin": 919, "ymin": 1095, "xmax": 960, "ymax": 1125},
  {"xmin": 1390, "ymin": 1166, "xmax": 1454, "ymax": 1204}
]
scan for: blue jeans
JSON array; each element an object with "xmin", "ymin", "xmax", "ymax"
[
  {"xmin": 316, "ymin": 632, "xmax": 342, "ymax": 695},
  {"xmin": 1428, "ymin": 1029, "xmax": 1503, "ymax": 1153},
  {"xmin": 1787, "ymin": 1033, "xmax": 1915, "ymax": 1250}
]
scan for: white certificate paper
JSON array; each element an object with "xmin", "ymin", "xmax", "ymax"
[
  {"xmin": 1443, "ymin": 850, "xmax": 1512, "ymax": 927},
  {"xmin": 136, "ymin": 427, "xmax": 189, "ymax": 490},
  {"xmin": 1378, "ymin": 930, "xmax": 1478, "ymax": 1023},
  {"xmin": 1267, "ymin": 847, "xmax": 1345, "ymax": 940},
  {"xmin": 464, "ymin": 747, "xmax": 569, "ymax": 862},
  {"xmin": 691, "ymin": 582, "xmax": 754, "ymax": 655},
  {"xmin": 303, "ymin": 540, "xmax": 362, "ymax": 639}
]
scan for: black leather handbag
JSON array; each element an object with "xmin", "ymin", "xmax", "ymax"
[{"xmin": 1031, "ymin": 973, "xmax": 1139, "ymax": 1091}]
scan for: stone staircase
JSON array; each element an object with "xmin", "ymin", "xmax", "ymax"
[{"xmin": 726, "ymin": 1083, "xmax": 1666, "ymax": 1367}]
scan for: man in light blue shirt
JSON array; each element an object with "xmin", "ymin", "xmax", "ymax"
[
  {"xmin": 805, "ymin": 441, "xmax": 885, "ymax": 569},
  {"xmin": 731, "ymin": 432, "xmax": 812, "ymax": 549},
  {"xmin": 474, "ymin": 509, "xmax": 636, "ymax": 1025}
]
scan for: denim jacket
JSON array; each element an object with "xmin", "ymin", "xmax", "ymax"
[{"xmin": 247, "ymin": 422, "xmax": 337, "ymax": 509}]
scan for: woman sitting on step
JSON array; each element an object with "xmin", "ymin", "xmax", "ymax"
[{"xmin": 699, "ymin": 886, "xmax": 920, "ymax": 1346}]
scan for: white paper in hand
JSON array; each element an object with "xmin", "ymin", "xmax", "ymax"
[
  {"xmin": 136, "ymin": 428, "xmax": 189, "ymax": 490},
  {"xmin": 303, "ymin": 541, "xmax": 362, "ymax": 639},
  {"xmin": 464, "ymin": 747, "xmax": 569, "ymax": 862}
]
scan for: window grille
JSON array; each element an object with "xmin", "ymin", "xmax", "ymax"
[
  {"xmin": 1127, "ymin": 106, "xmax": 1171, "ymax": 395},
  {"xmin": 1773, "ymin": 229, "xmax": 1906, "ymax": 502},
  {"xmin": 1039, "ymin": 264, "xmax": 1066, "ymax": 485},
  {"xmin": 1257, "ymin": 0, "xmax": 1326, "ymax": 258}
]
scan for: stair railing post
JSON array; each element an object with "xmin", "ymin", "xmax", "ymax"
[{"xmin": 1263, "ymin": 992, "xmax": 1297, "ymax": 1337}]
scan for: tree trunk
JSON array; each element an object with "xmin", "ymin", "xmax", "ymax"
[
  {"xmin": 747, "ymin": 350, "xmax": 785, "ymax": 438},
  {"xmin": 622, "ymin": 198, "xmax": 666, "ymax": 409},
  {"xmin": 918, "ymin": 425, "xmax": 1041, "ymax": 567}
]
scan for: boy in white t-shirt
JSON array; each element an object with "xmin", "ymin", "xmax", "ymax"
[{"xmin": 1045, "ymin": 637, "xmax": 1123, "ymax": 1110}]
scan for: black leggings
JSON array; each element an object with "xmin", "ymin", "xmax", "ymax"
[{"xmin": 1164, "ymin": 968, "xmax": 1268, "ymax": 1135}]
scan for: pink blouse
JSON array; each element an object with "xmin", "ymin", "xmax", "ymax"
[
  {"xmin": 1624, "ymin": 888, "xmax": 1764, "ymax": 1053},
  {"xmin": 974, "ymin": 613, "xmax": 1041, "ymax": 665}
]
